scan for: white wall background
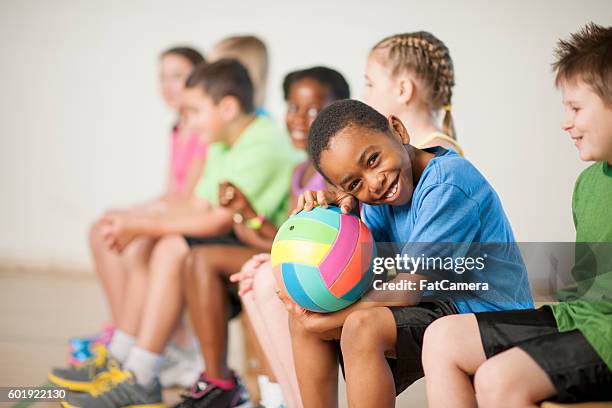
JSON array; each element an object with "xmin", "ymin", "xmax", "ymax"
[{"xmin": 0, "ymin": 0, "xmax": 610, "ymax": 268}]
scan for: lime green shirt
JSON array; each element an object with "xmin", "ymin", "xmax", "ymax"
[
  {"xmin": 195, "ymin": 116, "xmax": 303, "ymax": 227},
  {"xmin": 550, "ymin": 161, "xmax": 612, "ymax": 370}
]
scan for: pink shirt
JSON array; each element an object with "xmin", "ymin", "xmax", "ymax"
[{"xmin": 170, "ymin": 128, "xmax": 207, "ymax": 193}]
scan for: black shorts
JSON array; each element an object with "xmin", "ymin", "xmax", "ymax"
[
  {"xmin": 337, "ymin": 301, "xmax": 457, "ymax": 395},
  {"xmin": 183, "ymin": 233, "xmax": 244, "ymax": 319},
  {"xmin": 476, "ymin": 307, "xmax": 612, "ymax": 403},
  {"xmin": 184, "ymin": 232, "xmax": 244, "ymax": 247}
]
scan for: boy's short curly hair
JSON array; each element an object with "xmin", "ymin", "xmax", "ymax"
[
  {"xmin": 282, "ymin": 66, "xmax": 350, "ymax": 101},
  {"xmin": 553, "ymin": 22, "xmax": 612, "ymax": 104},
  {"xmin": 185, "ymin": 58, "xmax": 254, "ymax": 114},
  {"xmin": 308, "ymin": 99, "xmax": 390, "ymax": 177}
]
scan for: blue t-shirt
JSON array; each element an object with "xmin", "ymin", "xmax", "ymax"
[{"xmin": 362, "ymin": 147, "xmax": 533, "ymax": 313}]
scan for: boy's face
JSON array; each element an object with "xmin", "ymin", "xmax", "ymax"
[
  {"xmin": 182, "ymin": 87, "xmax": 225, "ymax": 142},
  {"xmin": 319, "ymin": 117, "xmax": 415, "ymax": 206},
  {"xmin": 561, "ymin": 80, "xmax": 612, "ymax": 163}
]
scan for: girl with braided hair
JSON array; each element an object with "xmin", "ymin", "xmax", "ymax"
[{"xmin": 365, "ymin": 31, "xmax": 464, "ymax": 155}]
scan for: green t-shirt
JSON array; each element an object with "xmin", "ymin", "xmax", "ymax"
[
  {"xmin": 550, "ymin": 161, "xmax": 612, "ymax": 370},
  {"xmin": 195, "ymin": 116, "xmax": 303, "ymax": 228}
]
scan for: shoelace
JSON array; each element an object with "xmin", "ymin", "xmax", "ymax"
[{"xmin": 89, "ymin": 360, "xmax": 131, "ymax": 397}]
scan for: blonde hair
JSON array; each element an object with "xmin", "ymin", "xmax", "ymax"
[
  {"xmin": 553, "ymin": 22, "xmax": 612, "ymax": 105},
  {"xmin": 212, "ymin": 35, "xmax": 269, "ymax": 108},
  {"xmin": 372, "ymin": 31, "xmax": 456, "ymax": 139}
]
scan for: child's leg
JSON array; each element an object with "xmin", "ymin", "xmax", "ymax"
[
  {"xmin": 134, "ymin": 235, "xmax": 190, "ymax": 354},
  {"xmin": 289, "ymin": 315, "xmax": 339, "ymax": 407},
  {"xmin": 241, "ymin": 262, "xmax": 303, "ymax": 408},
  {"xmin": 422, "ymin": 314, "xmax": 487, "ymax": 408},
  {"xmin": 114, "ymin": 236, "xmax": 157, "ymax": 336},
  {"xmin": 89, "ymin": 220, "xmax": 127, "ymax": 323},
  {"xmin": 340, "ymin": 307, "xmax": 397, "ymax": 408},
  {"xmin": 183, "ymin": 245, "xmax": 259, "ymax": 379},
  {"xmin": 473, "ymin": 347, "xmax": 556, "ymax": 408}
]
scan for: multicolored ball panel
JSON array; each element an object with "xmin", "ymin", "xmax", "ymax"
[{"xmin": 271, "ymin": 206, "xmax": 375, "ymax": 313}]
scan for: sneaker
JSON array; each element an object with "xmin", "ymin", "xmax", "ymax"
[
  {"xmin": 174, "ymin": 372, "xmax": 251, "ymax": 408},
  {"xmin": 160, "ymin": 342, "xmax": 204, "ymax": 388},
  {"xmin": 68, "ymin": 324, "xmax": 115, "ymax": 365},
  {"xmin": 60, "ymin": 368, "xmax": 163, "ymax": 408},
  {"xmin": 49, "ymin": 344, "xmax": 117, "ymax": 392}
]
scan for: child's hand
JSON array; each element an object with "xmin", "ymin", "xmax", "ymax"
[
  {"xmin": 292, "ymin": 189, "xmax": 358, "ymax": 216},
  {"xmin": 229, "ymin": 253, "xmax": 271, "ymax": 296},
  {"xmin": 218, "ymin": 181, "xmax": 249, "ymax": 212},
  {"xmin": 99, "ymin": 213, "xmax": 137, "ymax": 253},
  {"xmin": 277, "ymin": 290, "xmax": 339, "ymax": 335}
]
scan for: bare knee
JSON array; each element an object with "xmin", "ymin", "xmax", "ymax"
[
  {"xmin": 88, "ymin": 221, "xmax": 104, "ymax": 251},
  {"xmin": 422, "ymin": 315, "xmax": 460, "ymax": 369},
  {"xmin": 252, "ymin": 263, "xmax": 276, "ymax": 298},
  {"xmin": 340, "ymin": 308, "xmax": 391, "ymax": 356},
  {"xmin": 150, "ymin": 235, "xmax": 189, "ymax": 273},
  {"xmin": 474, "ymin": 360, "xmax": 526, "ymax": 408}
]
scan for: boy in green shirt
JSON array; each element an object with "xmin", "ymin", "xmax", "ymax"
[
  {"xmin": 421, "ymin": 23, "xmax": 612, "ymax": 406},
  {"xmin": 53, "ymin": 59, "xmax": 300, "ymax": 407}
]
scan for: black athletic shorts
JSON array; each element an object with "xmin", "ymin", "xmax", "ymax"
[
  {"xmin": 476, "ymin": 306, "xmax": 612, "ymax": 403},
  {"xmin": 337, "ymin": 301, "xmax": 458, "ymax": 395},
  {"xmin": 184, "ymin": 232, "xmax": 245, "ymax": 247},
  {"xmin": 183, "ymin": 232, "xmax": 244, "ymax": 319}
]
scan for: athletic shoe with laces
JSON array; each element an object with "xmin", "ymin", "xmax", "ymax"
[
  {"xmin": 49, "ymin": 344, "xmax": 117, "ymax": 392},
  {"xmin": 68, "ymin": 324, "xmax": 115, "ymax": 365},
  {"xmin": 173, "ymin": 371, "xmax": 251, "ymax": 408},
  {"xmin": 60, "ymin": 367, "xmax": 163, "ymax": 408}
]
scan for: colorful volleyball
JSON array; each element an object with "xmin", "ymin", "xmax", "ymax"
[{"xmin": 271, "ymin": 206, "xmax": 375, "ymax": 313}]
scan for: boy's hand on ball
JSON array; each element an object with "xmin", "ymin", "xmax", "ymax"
[{"xmin": 292, "ymin": 189, "xmax": 357, "ymax": 215}]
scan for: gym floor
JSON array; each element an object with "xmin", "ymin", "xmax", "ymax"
[{"xmin": 0, "ymin": 268, "xmax": 425, "ymax": 407}]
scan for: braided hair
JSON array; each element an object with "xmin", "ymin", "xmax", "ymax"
[{"xmin": 372, "ymin": 32, "xmax": 456, "ymax": 140}]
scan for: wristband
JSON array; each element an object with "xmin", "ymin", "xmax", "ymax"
[{"xmin": 246, "ymin": 215, "xmax": 265, "ymax": 230}]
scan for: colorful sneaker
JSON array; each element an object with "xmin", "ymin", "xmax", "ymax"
[
  {"xmin": 160, "ymin": 342, "xmax": 204, "ymax": 388},
  {"xmin": 60, "ymin": 367, "xmax": 164, "ymax": 408},
  {"xmin": 49, "ymin": 344, "xmax": 117, "ymax": 392},
  {"xmin": 173, "ymin": 372, "xmax": 251, "ymax": 408},
  {"xmin": 68, "ymin": 324, "xmax": 115, "ymax": 365}
]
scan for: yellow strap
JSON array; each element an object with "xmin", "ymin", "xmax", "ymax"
[{"xmin": 417, "ymin": 132, "xmax": 465, "ymax": 157}]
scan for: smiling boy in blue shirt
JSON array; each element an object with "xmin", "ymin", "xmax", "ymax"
[{"xmin": 284, "ymin": 99, "xmax": 532, "ymax": 407}]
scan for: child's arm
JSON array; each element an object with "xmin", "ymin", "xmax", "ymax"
[
  {"xmin": 218, "ymin": 181, "xmax": 278, "ymax": 247},
  {"xmin": 279, "ymin": 272, "xmax": 423, "ymax": 335},
  {"xmin": 101, "ymin": 199, "xmax": 232, "ymax": 251}
]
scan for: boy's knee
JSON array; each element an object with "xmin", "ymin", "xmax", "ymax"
[
  {"xmin": 474, "ymin": 361, "xmax": 523, "ymax": 407},
  {"xmin": 422, "ymin": 316, "xmax": 456, "ymax": 363},
  {"xmin": 340, "ymin": 309, "xmax": 384, "ymax": 355}
]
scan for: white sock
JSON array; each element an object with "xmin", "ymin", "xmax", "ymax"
[
  {"xmin": 108, "ymin": 329, "xmax": 136, "ymax": 364},
  {"xmin": 124, "ymin": 346, "xmax": 163, "ymax": 388},
  {"xmin": 258, "ymin": 375, "xmax": 285, "ymax": 408}
]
